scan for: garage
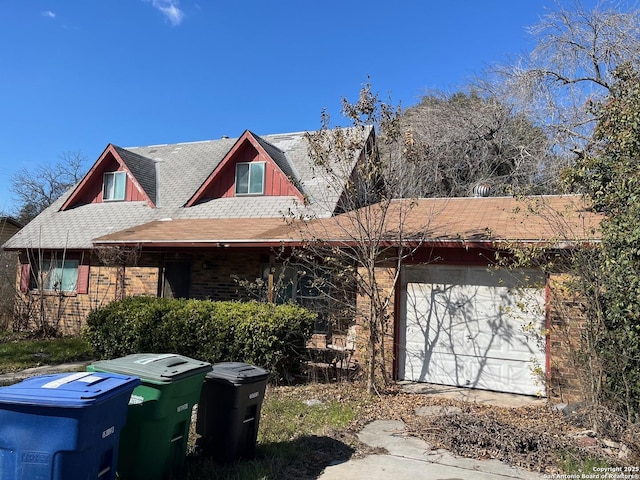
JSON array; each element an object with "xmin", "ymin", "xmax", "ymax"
[{"xmin": 399, "ymin": 265, "xmax": 547, "ymax": 396}]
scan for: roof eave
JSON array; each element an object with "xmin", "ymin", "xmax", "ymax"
[
  {"xmin": 90, "ymin": 237, "xmax": 600, "ymax": 250},
  {"xmin": 92, "ymin": 239, "xmax": 306, "ymax": 248},
  {"xmin": 409, "ymin": 238, "xmax": 601, "ymax": 249}
]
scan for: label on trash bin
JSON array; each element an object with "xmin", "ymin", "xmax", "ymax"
[
  {"xmin": 41, "ymin": 372, "xmax": 95, "ymax": 389},
  {"xmin": 78, "ymin": 375, "xmax": 103, "ymax": 384},
  {"xmin": 129, "ymin": 394, "xmax": 145, "ymax": 405},
  {"xmin": 134, "ymin": 354, "xmax": 177, "ymax": 365},
  {"xmin": 249, "ymin": 392, "xmax": 260, "ymax": 400},
  {"xmin": 176, "ymin": 402, "xmax": 189, "ymax": 413},
  {"xmin": 22, "ymin": 451, "xmax": 50, "ymax": 464},
  {"xmin": 102, "ymin": 426, "xmax": 115, "ymax": 439}
]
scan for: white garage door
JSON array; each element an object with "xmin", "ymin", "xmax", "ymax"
[{"xmin": 400, "ymin": 266, "xmax": 546, "ymax": 396}]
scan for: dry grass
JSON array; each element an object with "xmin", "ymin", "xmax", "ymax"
[{"xmin": 184, "ymin": 381, "xmax": 638, "ymax": 479}]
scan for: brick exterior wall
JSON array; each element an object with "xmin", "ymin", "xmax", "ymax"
[
  {"xmin": 13, "ymin": 245, "xmax": 588, "ymax": 404},
  {"xmin": 15, "ymin": 249, "xmax": 269, "ymax": 335},
  {"xmin": 354, "ymin": 265, "xmax": 397, "ymax": 380},
  {"xmin": 190, "ymin": 251, "xmax": 264, "ymax": 300},
  {"xmin": 123, "ymin": 266, "xmax": 159, "ymax": 297},
  {"xmin": 14, "ymin": 263, "xmax": 157, "ymax": 335},
  {"xmin": 547, "ymin": 272, "xmax": 592, "ymax": 404}
]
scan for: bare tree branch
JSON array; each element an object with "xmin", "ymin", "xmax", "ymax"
[
  {"xmin": 482, "ymin": 0, "xmax": 640, "ymax": 158},
  {"xmin": 287, "ymin": 82, "xmax": 434, "ymax": 392},
  {"xmin": 11, "ymin": 151, "xmax": 88, "ymax": 224}
]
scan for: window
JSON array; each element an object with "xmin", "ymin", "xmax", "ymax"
[
  {"xmin": 36, "ymin": 259, "xmax": 79, "ymax": 292},
  {"xmin": 262, "ymin": 265, "xmax": 297, "ymax": 304},
  {"xmin": 235, "ymin": 162, "xmax": 265, "ymax": 195},
  {"xmin": 297, "ymin": 270, "xmax": 331, "ymax": 333},
  {"xmin": 103, "ymin": 171, "xmax": 126, "ymax": 201},
  {"xmin": 261, "ymin": 264, "xmax": 330, "ymax": 333}
]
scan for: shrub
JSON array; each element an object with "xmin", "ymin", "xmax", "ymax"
[{"xmin": 83, "ymin": 297, "xmax": 315, "ymax": 380}]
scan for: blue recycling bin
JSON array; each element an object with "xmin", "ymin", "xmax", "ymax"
[{"xmin": 0, "ymin": 371, "xmax": 140, "ymax": 480}]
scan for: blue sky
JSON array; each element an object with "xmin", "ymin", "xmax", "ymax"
[{"xmin": 0, "ymin": 0, "xmax": 599, "ymax": 214}]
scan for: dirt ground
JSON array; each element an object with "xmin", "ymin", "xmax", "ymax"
[{"xmin": 280, "ymin": 382, "xmax": 640, "ymax": 475}]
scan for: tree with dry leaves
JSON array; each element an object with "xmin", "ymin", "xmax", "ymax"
[
  {"xmin": 394, "ymin": 91, "xmax": 556, "ymax": 197},
  {"xmin": 286, "ymin": 83, "xmax": 431, "ymax": 393}
]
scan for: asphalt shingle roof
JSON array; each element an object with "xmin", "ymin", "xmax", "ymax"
[
  {"xmin": 91, "ymin": 195, "xmax": 602, "ymax": 248},
  {"xmin": 113, "ymin": 146, "xmax": 158, "ymax": 204},
  {"xmin": 251, "ymin": 132, "xmax": 308, "ymax": 197},
  {"xmin": 315, "ymin": 195, "xmax": 602, "ymax": 244},
  {"xmin": 4, "ymin": 128, "xmax": 371, "ymax": 250}
]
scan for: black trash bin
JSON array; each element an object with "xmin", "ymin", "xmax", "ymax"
[{"xmin": 195, "ymin": 362, "xmax": 269, "ymax": 462}]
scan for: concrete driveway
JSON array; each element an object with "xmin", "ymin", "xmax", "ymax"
[
  {"xmin": 319, "ymin": 383, "xmax": 546, "ymax": 480},
  {"xmin": 318, "ymin": 419, "xmax": 543, "ymax": 480}
]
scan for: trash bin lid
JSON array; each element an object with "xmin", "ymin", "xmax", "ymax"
[
  {"xmin": 0, "ymin": 372, "xmax": 140, "ymax": 408},
  {"xmin": 206, "ymin": 362, "xmax": 269, "ymax": 385},
  {"xmin": 90, "ymin": 354, "xmax": 212, "ymax": 384}
]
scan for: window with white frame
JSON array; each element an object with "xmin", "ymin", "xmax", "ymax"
[
  {"xmin": 235, "ymin": 162, "xmax": 265, "ymax": 195},
  {"xmin": 103, "ymin": 171, "xmax": 126, "ymax": 201}
]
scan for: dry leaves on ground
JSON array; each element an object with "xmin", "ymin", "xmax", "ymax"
[{"xmin": 280, "ymin": 382, "xmax": 639, "ymax": 474}]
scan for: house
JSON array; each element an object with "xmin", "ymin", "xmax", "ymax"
[
  {"xmin": 86, "ymin": 195, "xmax": 602, "ymax": 401},
  {"xmin": 3, "ymin": 127, "xmax": 374, "ymax": 333},
  {"xmin": 3, "ymin": 125, "xmax": 602, "ymax": 402},
  {"xmin": 0, "ymin": 217, "xmax": 22, "ymax": 245},
  {"xmin": 257, "ymin": 195, "xmax": 600, "ymax": 400},
  {"xmin": 330, "ymin": 196, "xmax": 601, "ymax": 401}
]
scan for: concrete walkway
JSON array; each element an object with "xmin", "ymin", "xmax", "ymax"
[
  {"xmin": 319, "ymin": 384, "xmax": 546, "ymax": 480},
  {"xmin": 318, "ymin": 419, "xmax": 544, "ymax": 480},
  {"xmin": 399, "ymin": 381, "xmax": 546, "ymax": 408}
]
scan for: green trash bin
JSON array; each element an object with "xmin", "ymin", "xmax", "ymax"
[{"xmin": 88, "ymin": 353, "xmax": 212, "ymax": 480}]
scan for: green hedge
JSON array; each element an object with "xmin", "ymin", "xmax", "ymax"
[{"xmin": 83, "ymin": 297, "xmax": 316, "ymax": 381}]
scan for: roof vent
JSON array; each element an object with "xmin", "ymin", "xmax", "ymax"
[{"xmin": 472, "ymin": 183, "xmax": 491, "ymax": 197}]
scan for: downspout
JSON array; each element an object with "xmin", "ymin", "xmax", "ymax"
[{"xmin": 392, "ymin": 263, "xmax": 403, "ymax": 381}]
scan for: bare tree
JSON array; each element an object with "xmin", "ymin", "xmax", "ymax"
[
  {"xmin": 394, "ymin": 91, "xmax": 556, "ymax": 197},
  {"xmin": 11, "ymin": 151, "xmax": 87, "ymax": 224},
  {"xmin": 483, "ymin": 0, "xmax": 640, "ymax": 158},
  {"xmin": 288, "ymin": 83, "xmax": 431, "ymax": 392}
]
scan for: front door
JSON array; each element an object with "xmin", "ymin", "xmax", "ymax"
[{"xmin": 162, "ymin": 262, "xmax": 191, "ymax": 299}]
